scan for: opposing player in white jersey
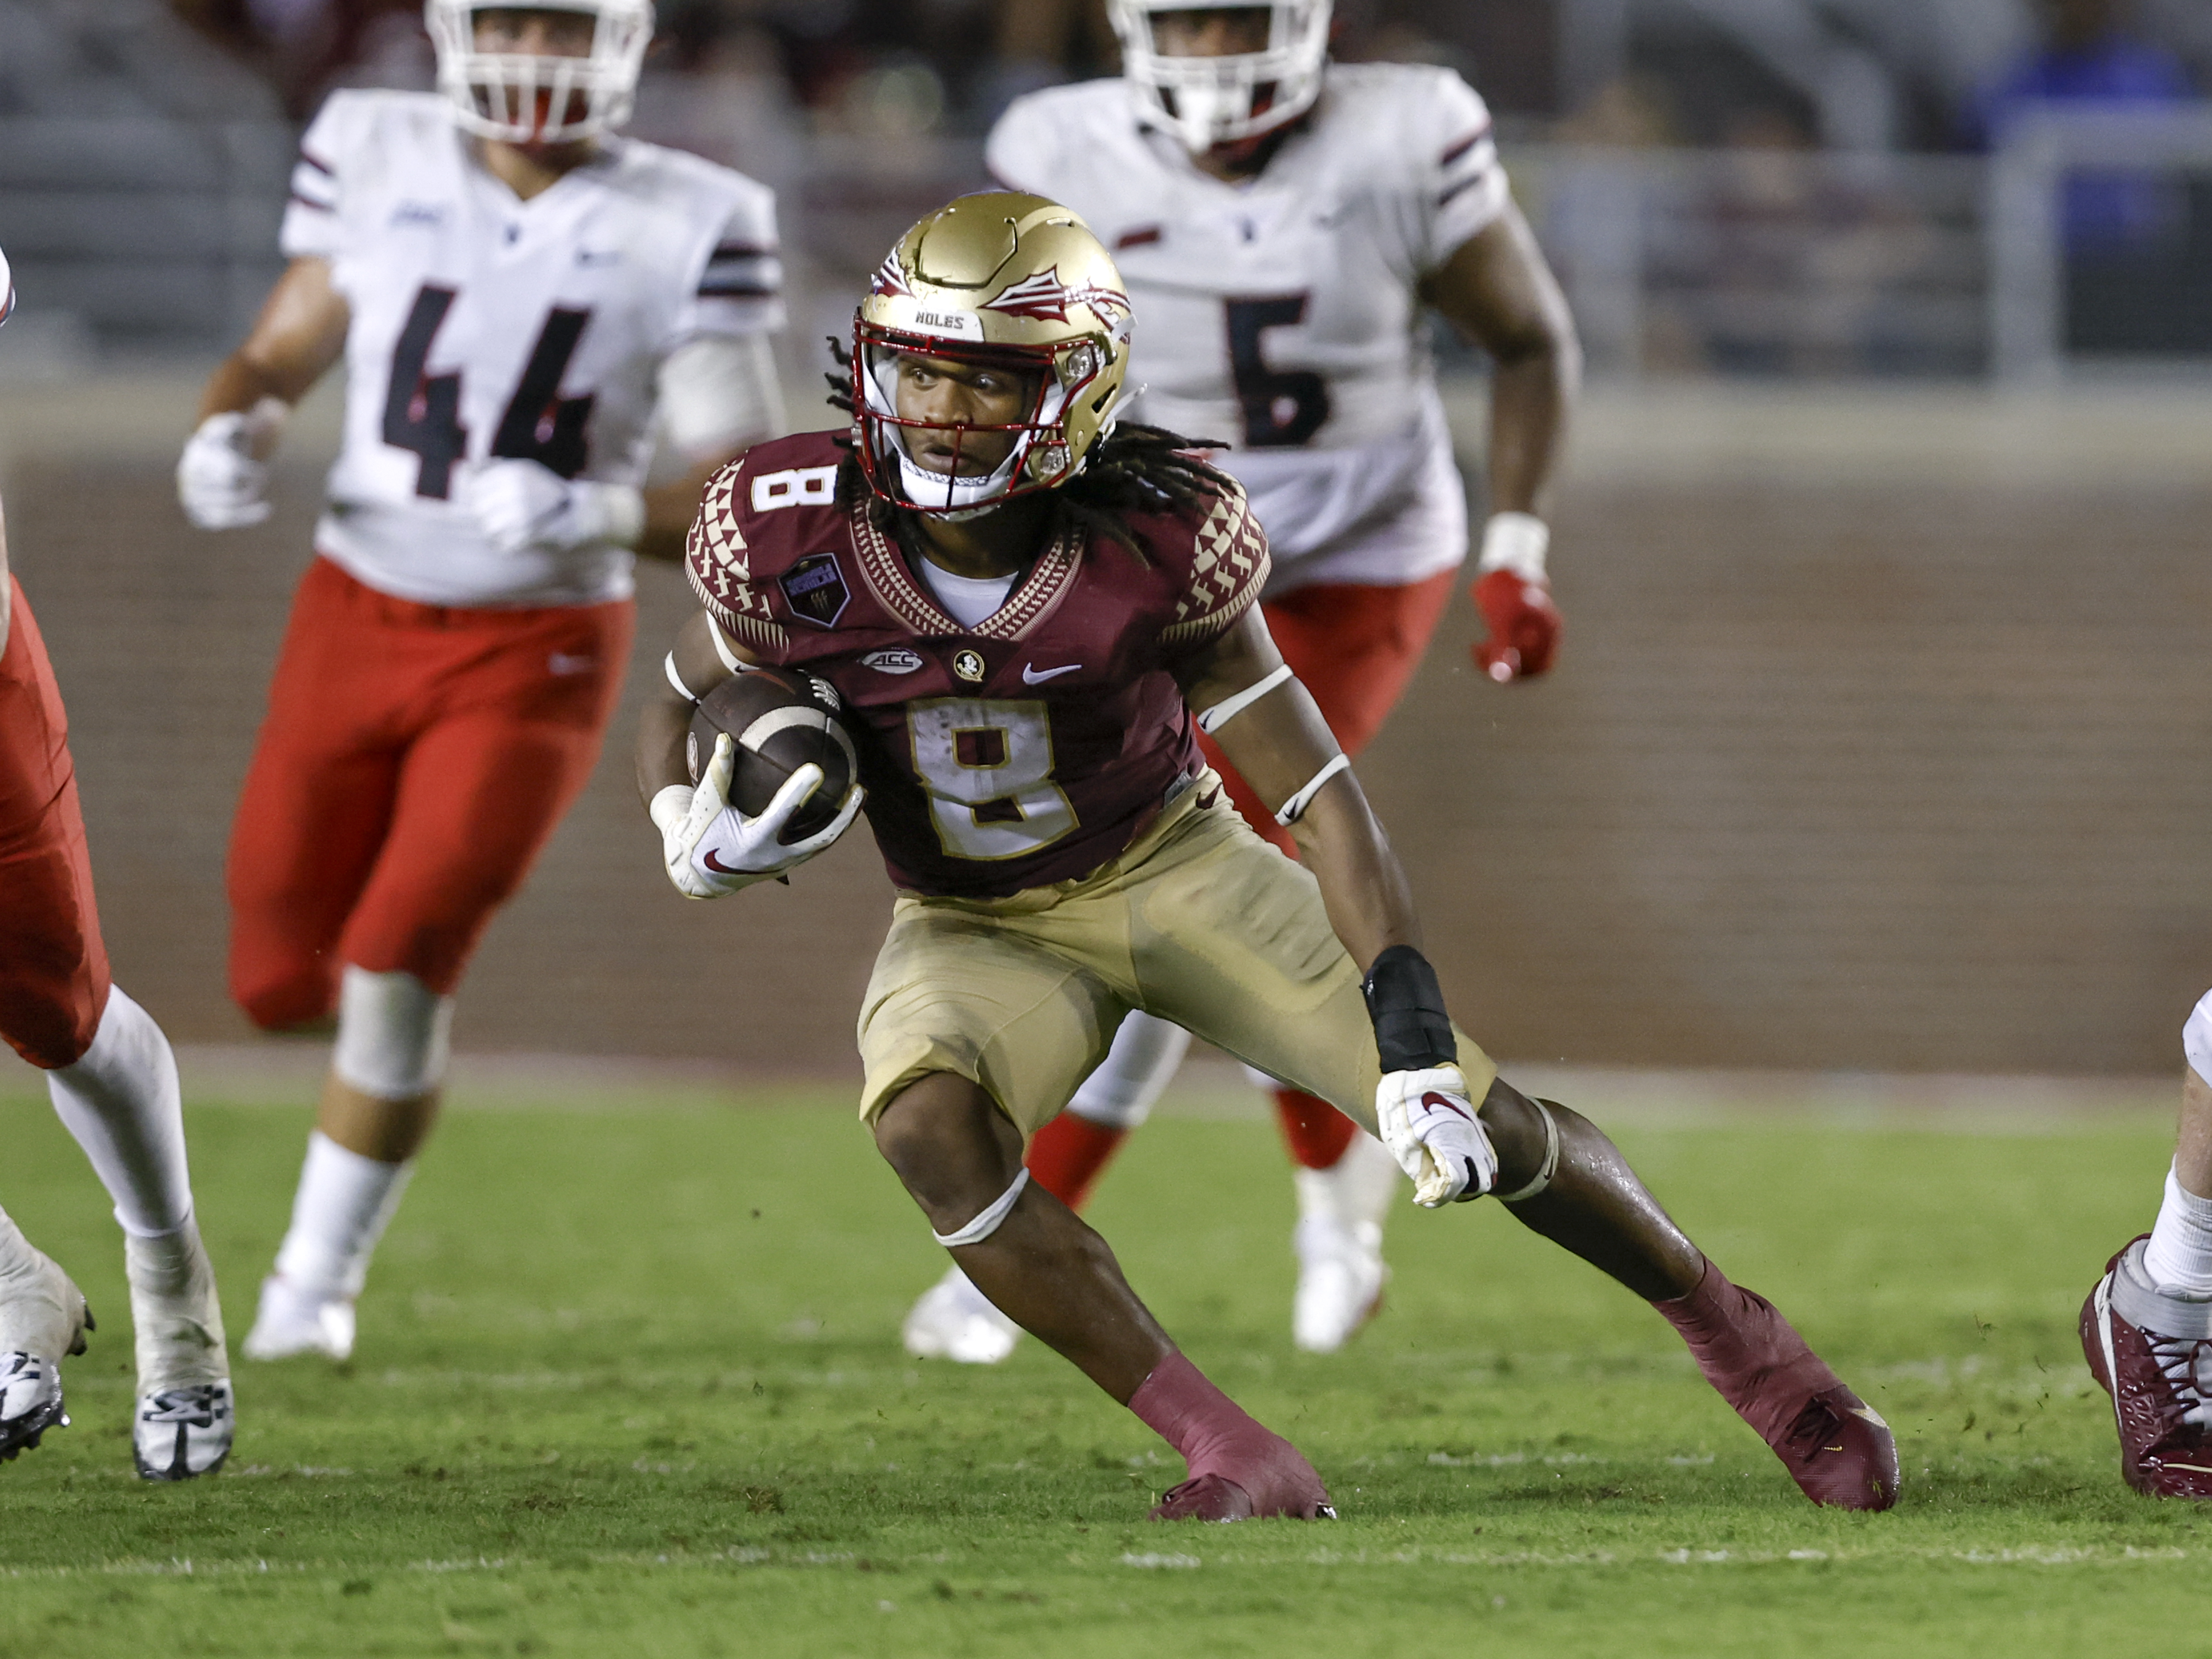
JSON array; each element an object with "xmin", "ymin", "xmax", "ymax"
[
  {"xmin": 904, "ymin": 0, "xmax": 1578, "ymax": 1363},
  {"xmin": 176, "ymin": 1, "xmax": 786, "ymax": 1362}
]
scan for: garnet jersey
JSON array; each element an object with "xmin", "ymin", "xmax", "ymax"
[
  {"xmin": 683, "ymin": 432, "xmax": 1271, "ymax": 899},
  {"xmin": 282, "ymin": 90, "xmax": 783, "ymax": 609},
  {"xmin": 986, "ymin": 65, "xmax": 1508, "ymax": 594}
]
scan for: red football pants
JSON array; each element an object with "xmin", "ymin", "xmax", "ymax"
[
  {"xmin": 0, "ymin": 578, "xmax": 112, "ymax": 1069},
  {"xmin": 227, "ymin": 557, "xmax": 632, "ymax": 1030}
]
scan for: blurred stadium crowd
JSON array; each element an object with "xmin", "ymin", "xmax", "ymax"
[{"xmin": 2, "ymin": 0, "xmax": 2208, "ymax": 376}]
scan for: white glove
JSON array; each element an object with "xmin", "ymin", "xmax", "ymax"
[
  {"xmin": 177, "ymin": 399, "xmax": 286, "ymax": 529},
  {"xmin": 463, "ymin": 458, "xmax": 644, "ymax": 555},
  {"xmin": 648, "ymin": 732, "xmax": 864, "ymax": 900},
  {"xmin": 1375, "ymin": 1064, "xmax": 1498, "ymax": 1207}
]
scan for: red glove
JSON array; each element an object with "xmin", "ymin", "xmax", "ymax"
[{"xmin": 1472, "ymin": 567, "xmax": 1561, "ymax": 682}]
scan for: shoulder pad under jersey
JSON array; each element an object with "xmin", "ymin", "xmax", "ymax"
[{"xmin": 684, "ymin": 430, "xmax": 853, "ymax": 658}]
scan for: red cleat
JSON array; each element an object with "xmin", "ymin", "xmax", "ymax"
[
  {"xmin": 1656, "ymin": 1262, "xmax": 1899, "ymax": 1512},
  {"xmin": 2081, "ymin": 1236, "xmax": 2212, "ymax": 1499},
  {"xmin": 1131, "ymin": 1350, "xmax": 1335, "ymax": 1521}
]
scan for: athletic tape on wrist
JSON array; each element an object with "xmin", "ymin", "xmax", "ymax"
[
  {"xmin": 1197, "ymin": 663, "xmax": 1294, "ymax": 734},
  {"xmin": 1361, "ymin": 945, "xmax": 1457, "ymax": 1071},
  {"xmin": 1495, "ymin": 1099, "xmax": 1561, "ymax": 1203},
  {"xmin": 1274, "ymin": 753, "xmax": 1350, "ymax": 826},
  {"xmin": 1477, "ymin": 512, "xmax": 1550, "ymax": 582},
  {"xmin": 932, "ymin": 1168, "xmax": 1030, "ymax": 1248}
]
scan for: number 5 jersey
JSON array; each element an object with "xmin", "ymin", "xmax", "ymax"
[
  {"xmin": 683, "ymin": 432, "xmax": 1270, "ymax": 900},
  {"xmin": 985, "ymin": 65, "xmax": 1507, "ymax": 596},
  {"xmin": 283, "ymin": 89, "xmax": 783, "ymax": 608}
]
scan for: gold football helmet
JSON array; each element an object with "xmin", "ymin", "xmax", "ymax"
[{"xmin": 853, "ymin": 192, "xmax": 1134, "ymax": 517}]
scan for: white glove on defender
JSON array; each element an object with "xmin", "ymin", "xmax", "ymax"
[
  {"xmin": 648, "ymin": 732, "xmax": 863, "ymax": 900},
  {"xmin": 463, "ymin": 458, "xmax": 645, "ymax": 555},
  {"xmin": 1375, "ymin": 1064, "xmax": 1498, "ymax": 1206},
  {"xmin": 176, "ymin": 400, "xmax": 286, "ymax": 529}
]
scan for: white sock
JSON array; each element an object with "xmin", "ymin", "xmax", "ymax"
[
  {"xmin": 271, "ymin": 1132, "xmax": 412, "ymax": 1301},
  {"xmin": 2146, "ymin": 1164, "xmax": 2212, "ymax": 1295},
  {"xmin": 1066, "ymin": 1011, "xmax": 1191, "ymax": 1130},
  {"xmin": 1295, "ymin": 1130, "xmax": 1403, "ymax": 1236},
  {"xmin": 45, "ymin": 987, "xmax": 194, "ymax": 1238}
]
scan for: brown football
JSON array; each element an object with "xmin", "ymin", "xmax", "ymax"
[{"xmin": 687, "ymin": 667, "xmax": 859, "ymax": 845}]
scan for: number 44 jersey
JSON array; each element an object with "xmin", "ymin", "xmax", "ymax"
[
  {"xmin": 684, "ymin": 432, "xmax": 1271, "ymax": 900},
  {"xmin": 987, "ymin": 65, "xmax": 1507, "ymax": 596},
  {"xmin": 283, "ymin": 90, "xmax": 783, "ymax": 608}
]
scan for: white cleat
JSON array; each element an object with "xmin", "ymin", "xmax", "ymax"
[
  {"xmin": 0, "ymin": 1217, "xmax": 93, "ymax": 1463},
  {"xmin": 128, "ymin": 1220, "xmax": 234, "ymax": 1480},
  {"xmin": 1292, "ymin": 1212, "xmax": 1389, "ymax": 1353},
  {"xmin": 242, "ymin": 1272, "xmax": 355, "ymax": 1364},
  {"xmin": 902, "ymin": 1266, "xmax": 1020, "ymax": 1365}
]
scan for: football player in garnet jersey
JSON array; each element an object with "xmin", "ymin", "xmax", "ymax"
[
  {"xmin": 177, "ymin": 0, "xmax": 787, "ymax": 1363},
  {"xmin": 638, "ymin": 194, "xmax": 1895, "ymax": 1519},
  {"xmin": 896, "ymin": 0, "xmax": 1581, "ymax": 1362},
  {"xmin": 2083, "ymin": 994, "xmax": 2212, "ymax": 1497},
  {"xmin": 1, "ymin": 250, "xmax": 235, "ymax": 1480}
]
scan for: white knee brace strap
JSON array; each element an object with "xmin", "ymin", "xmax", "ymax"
[
  {"xmin": 1496, "ymin": 1099, "xmax": 1561, "ymax": 1204},
  {"xmin": 2185, "ymin": 988, "xmax": 2212, "ymax": 1089},
  {"xmin": 333, "ymin": 967, "xmax": 454, "ymax": 1101},
  {"xmin": 933, "ymin": 1169, "xmax": 1030, "ymax": 1248}
]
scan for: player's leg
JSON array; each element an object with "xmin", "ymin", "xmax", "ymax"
[
  {"xmin": 2082, "ymin": 988, "xmax": 2212, "ymax": 1497},
  {"xmin": 227, "ymin": 561, "xmax": 408, "ymax": 1033},
  {"xmin": 1135, "ymin": 797, "xmax": 1898, "ymax": 1510},
  {"xmin": 1198, "ymin": 572, "xmax": 1458, "ymax": 1350},
  {"xmin": 251, "ymin": 600, "xmax": 629, "ymax": 1360},
  {"xmin": 860, "ymin": 904, "xmax": 1330, "ymax": 1521},
  {"xmin": 902, "ymin": 1010, "xmax": 1192, "ymax": 1364},
  {"xmin": 1, "ymin": 579, "xmax": 232, "ymax": 1477}
]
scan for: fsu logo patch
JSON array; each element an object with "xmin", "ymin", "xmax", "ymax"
[
  {"xmin": 953, "ymin": 648, "xmax": 986, "ymax": 684},
  {"xmin": 778, "ymin": 553, "xmax": 850, "ymax": 629}
]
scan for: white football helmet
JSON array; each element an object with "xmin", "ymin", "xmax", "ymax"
[
  {"xmin": 425, "ymin": 0, "xmax": 653, "ymax": 145},
  {"xmin": 1108, "ymin": 0, "xmax": 1331, "ymax": 153}
]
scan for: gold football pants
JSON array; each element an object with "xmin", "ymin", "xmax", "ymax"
[{"xmin": 857, "ymin": 774, "xmax": 1494, "ymax": 1136}]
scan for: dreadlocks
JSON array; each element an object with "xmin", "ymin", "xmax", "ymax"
[{"xmin": 822, "ymin": 338, "xmax": 1235, "ymax": 560}]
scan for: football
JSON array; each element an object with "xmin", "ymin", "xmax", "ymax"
[{"xmin": 687, "ymin": 667, "xmax": 859, "ymax": 844}]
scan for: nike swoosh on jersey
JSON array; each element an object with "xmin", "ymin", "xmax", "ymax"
[{"xmin": 1021, "ymin": 663, "xmax": 1082, "ymax": 684}]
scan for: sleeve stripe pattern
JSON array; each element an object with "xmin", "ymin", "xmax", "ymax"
[
  {"xmin": 699, "ymin": 243, "xmax": 783, "ymax": 299},
  {"xmin": 297, "ymin": 147, "xmax": 335, "ymax": 177},
  {"xmin": 1436, "ymin": 119, "xmax": 1502, "ymax": 212},
  {"xmin": 684, "ymin": 467, "xmax": 788, "ymax": 653},
  {"xmin": 1439, "ymin": 123, "xmax": 1492, "ymax": 168},
  {"xmin": 290, "ymin": 159, "xmax": 337, "ymax": 212}
]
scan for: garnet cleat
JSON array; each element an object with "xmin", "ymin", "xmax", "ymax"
[
  {"xmin": 1149, "ymin": 1430, "xmax": 1335, "ymax": 1522},
  {"xmin": 1658, "ymin": 1263, "xmax": 1899, "ymax": 1512},
  {"xmin": 2080, "ymin": 1235, "xmax": 2212, "ymax": 1499}
]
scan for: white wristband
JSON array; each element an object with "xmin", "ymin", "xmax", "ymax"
[{"xmin": 1477, "ymin": 512, "xmax": 1549, "ymax": 583}]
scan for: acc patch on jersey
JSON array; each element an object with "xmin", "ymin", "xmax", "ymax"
[
  {"xmin": 779, "ymin": 553, "xmax": 851, "ymax": 629},
  {"xmin": 863, "ymin": 648, "xmax": 924, "ymax": 675}
]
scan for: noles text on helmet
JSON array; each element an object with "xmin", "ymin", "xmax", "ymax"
[{"xmin": 853, "ymin": 193, "xmax": 1135, "ymax": 519}]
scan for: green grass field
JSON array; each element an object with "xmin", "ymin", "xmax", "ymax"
[{"xmin": 0, "ymin": 1081, "xmax": 2205, "ymax": 1658}]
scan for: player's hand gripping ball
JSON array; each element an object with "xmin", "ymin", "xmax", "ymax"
[
  {"xmin": 1471, "ymin": 569, "xmax": 1562, "ymax": 683},
  {"xmin": 649, "ymin": 669, "xmax": 864, "ymax": 899},
  {"xmin": 1375, "ymin": 1064, "xmax": 1498, "ymax": 1206}
]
